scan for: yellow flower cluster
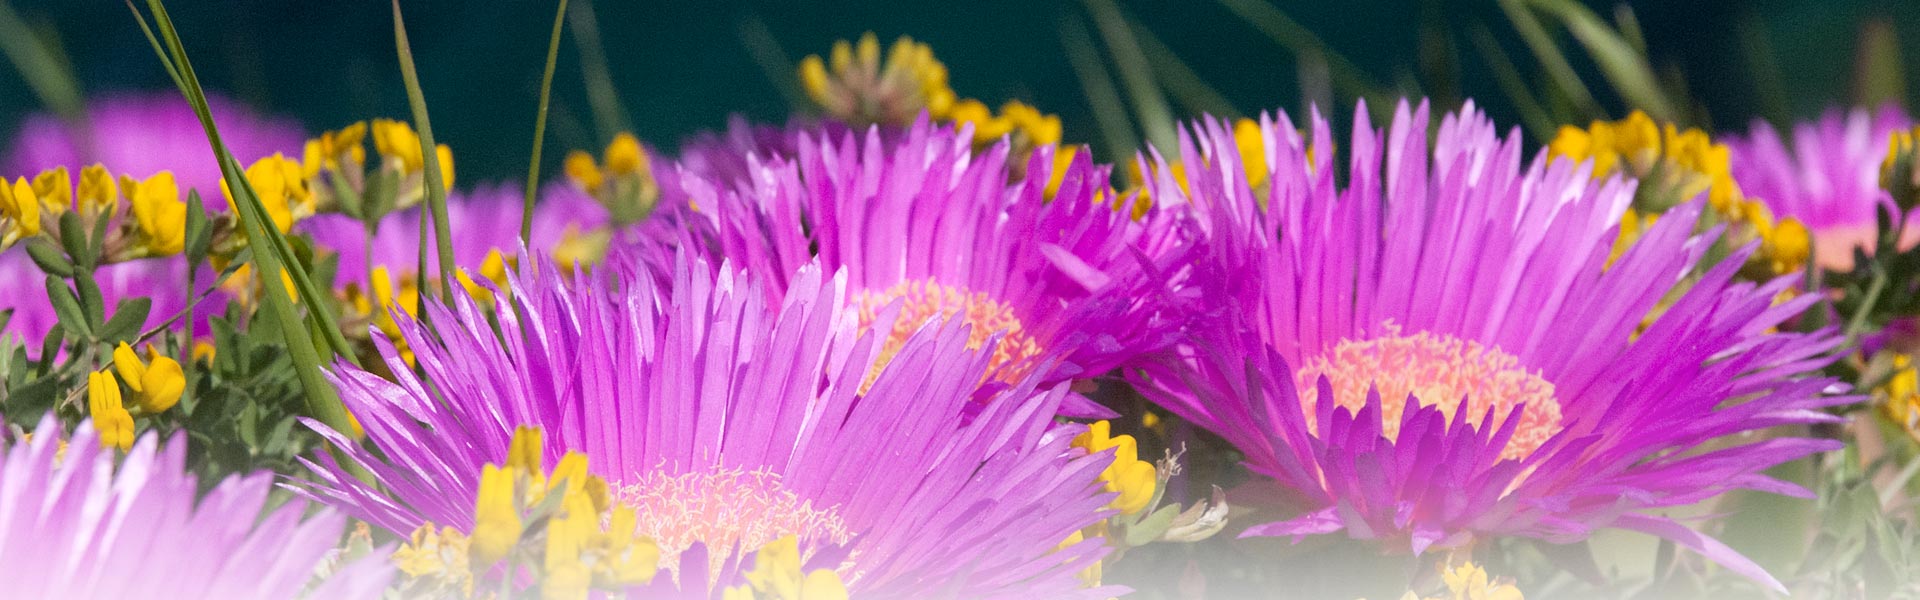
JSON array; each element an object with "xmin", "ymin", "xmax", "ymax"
[
  {"xmin": 299, "ymin": 119, "xmax": 455, "ymax": 215},
  {"xmin": 949, "ymin": 99, "xmax": 1061, "ymax": 147},
  {"xmin": 799, "ymin": 34, "xmax": 1063, "ymax": 153},
  {"xmin": 3, "ymin": 164, "xmax": 193, "ymax": 258},
  {"xmin": 1550, "ymin": 111, "xmax": 1809, "ymax": 275},
  {"xmin": 722, "ymin": 535, "xmax": 850, "ymax": 600},
  {"xmin": 222, "ymin": 153, "xmax": 313, "ymax": 233},
  {"xmin": 464, "ymin": 426, "xmax": 660, "ymax": 600},
  {"xmin": 86, "ymin": 343, "xmax": 188, "ymax": 451},
  {"xmin": 564, "ymin": 132, "xmax": 659, "ymax": 226},
  {"xmin": 800, "ymin": 33, "xmax": 956, "ymax": 127}
]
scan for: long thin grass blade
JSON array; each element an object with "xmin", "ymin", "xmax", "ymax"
[
  {"xmin": 1530, "ymin": 0, "xmax": 1677, "ymax": 122},
  {"xmin": 524, "ymin": 0, "xmax": 570, "ymax": 245},
  {"xmin": 739, "ymin": 14, "xmax": 806, "ymax": 110},
  {"xmin": 1497, "ymin": 0, "xmax": 1603, "ymax": 118},
  {"xmin": 1218, "ymin": 0, "xmax": 1391, "ymax": 107},
  {"xmin": 1061, "ymin": 17, "xmax": 1139, "ymax": 165},
  {"xmin": 391, "ymin": 0, "xmax": 456, "ymax": 303},
  {"xmin": 1471, "ymin": 24, "xmax": 1556, "ymax": 141},
  {"xmin": 0, "ymin": 1, "xmax": 86, "ymax": 133},
  {"xmin": 1736, "ymin": 11, "xmax": 1788, "ymax": 126},
  {"xmin": 1083, "ymin": 0, "xmax": 1179, "ymax": 154},
  {"xmin": 1127, "ymin": 14, "xmax": 1241, "ymax": 120},
  {"xmin": 132, "ymin": 0, "xmax": 358, "ymax": 437},
  {"xmin": 569, "ymin": 0, "xmax": 629, "ymax": 143}
]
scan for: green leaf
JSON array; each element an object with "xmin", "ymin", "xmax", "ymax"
[
  {"xmin": 36, "ymin": 323, "xmax": 62, "ymax": 371},
  {"xmin": 23, "ymin": 239, "xmax": 73, "ymax": 277},
  {"xmin": 72, "ymin": 274, "xmax": 104, "ymax": 332},
  {"xmin": 42, "ymin": 275, "xmax": 89, "ymax": 339},
  {"xmin": 56, "ymin": 211, "xmax": 89, "ymax": 270},
  {"xmin": 1123, "ymin": 503, "xmax": 1184, "ymax": 547},
  {"xmin": 184, "ymin": 190, "xmax": 210, "ymax": 264},
  {"xmin": 97, "ymin": 297, "xmax": 153, "ymax": 346}
]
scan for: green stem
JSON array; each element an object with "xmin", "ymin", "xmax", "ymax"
[
  {"xmin": 523, "ymin": 0, "xmax": 569, "ymax": 245},
  {"xmin": 1848, "ymin": 269, "xmax": 1889, "ymax": 347},
  {"xmin": 391, "ymin": 0, "xmax": 456, "ymax": 303}
]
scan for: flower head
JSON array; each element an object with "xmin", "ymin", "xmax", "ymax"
[
  {"xmin": 800, "ymin": 33, "xmax": 956, "ymax": 127},
  {"xmin": 674, "ymin": 118, "xmax": 1198, "ymax": 416},
  {"xmin": 298, "ymin": 251, "xmax": 1119, "ymax": 598},
  {"xmin": 1552, "ymin": 110, "xmax": 1807, "ymax": 275},
  {"xmin": 1137, "ymin": 101, "xmax": 1849, "ymax": 592},
  {"xmin": 1728, "ymin": 106, "xmax": 1915, "ymax": 270},
  {"xmin": 0, "ymin": 415, "xmax": 393, "ymax": 598}
]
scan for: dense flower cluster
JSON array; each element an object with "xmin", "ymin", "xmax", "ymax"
[{"xmin": 0, "ymin": 17, "xmax": 1912, "ymax": 600}]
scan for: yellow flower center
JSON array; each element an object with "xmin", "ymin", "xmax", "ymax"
[
  {"xmin": 1295, "ymin": 325, "xmax": 1564, "ymax": 461},
  {"xmin": 617, "ymin": 469, "xmax": 852, "ymax": 581},
  {"xmin": 850, "ymin": 278, "xmax": 1043, "ymax": 390}
]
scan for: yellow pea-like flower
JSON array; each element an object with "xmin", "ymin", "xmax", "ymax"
[
  {"xmin": 0, "ymin": 176, "xmax": 40, "ymax": 244},
  {"xmin": 114, "ymin": 342, "xmax": 185, "ymax": 414},
  {"xmin": 88, "ymin": 371, "xmax": 136, "ymax": 451},
  {"xmin": 1072, "ymin": 420, "xmax": 1158, "ymax": 515},
  {"xmin": 31, "ymin": 167, "xmax": 71, "ymax": 215},
  {"xmin": 77, "ymin": 164, "xmax": 116, "ymax": 212},
  {"xmin": 468, "ymin": 463, "xmax": 523, "ymax": 568},
  {"xmin": 121, "ymin": 171, "xmax": 188, "ymax": 255}
]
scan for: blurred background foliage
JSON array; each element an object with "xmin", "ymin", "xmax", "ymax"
[{"xmin": 0, "ymin": 0, "xmax": 1916, "ymax": 181}]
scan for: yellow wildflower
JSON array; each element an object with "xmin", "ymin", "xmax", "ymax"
[
  {"xmin": 223, "ymin": 153, "xmax": 311, "ymax": 233},
  {"xmin": 392, "ymin": 523, "xmax": 474, "ymax": 596},
  {"xmin": 726, "ymin": 535, "xmax": 848, "ymax": 600},
  {"xmin": 799, "ymin": 33, "xmax": 956, "ymax": 127},
  {"xmin": 77, "ymin": 164, "xmax": 116, "ymax": 213},
  {"xmin": 1436, "ymin": 562, "xmax": 1523, "ymax": 600},
  {"xmin": 120, "ymin": 171, "xmax": 189, "ymax": 255},
  {"xmin": 563, "ymin": 151, "xmax": 604, "ymax": 194},
  {"xmin": 1072, "ymin": 420, "xmax": 1157, "ymax": 515},
  {"xmin": 0, "ymin": 176, "xmax": 40, "ymax": 246},
  {"xmin": 1234, "ymin": 118, "xmax": 1270, "ymax": 188},
  {"xmin": 30, "ymin": 167, "xmax": 71, "ymax": 215},
  {"xmin": 87, "ymin": 371, "xmax": 136, "ymax": 451},
  {"xmin": 455, "ymin": 249, "xmax": 515, "ymax": 306},
  {"xmin": 302, "ymin": 121, "xmax": 370, "ymax": 179},
  {"xmin": 371, "ymin": 118, "xmax": 455, "ymax": 187},
  {"xmin": 112, "ymin": 342, "xmax": 186, "ymax": 414},
  {"xmin": 1883, "ymin": 354, "xmax": 1920, "ymax": 442},
  {"xmin": 469, "ymin": 463, "xmax": 523, "ymax": 568}
]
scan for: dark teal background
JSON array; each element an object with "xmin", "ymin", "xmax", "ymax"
[{"xmin": 0, "ymin": 1, "xmax": 1913, "ymax": 182}]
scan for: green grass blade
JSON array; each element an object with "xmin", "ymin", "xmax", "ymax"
[
  {"xmin": 1470, "ymin": 24, "xmax": 1556, "ymax": 142},
  {"xmin": 0, "ymin": 1, "xmax": 87, "ymax": 132},
  {"xmin": 524, "ymin": 0, "xmax": 569, "ymax": 245},
  {"xmin": 1736, "ymin": 12, "xmax": 1788, "ymax": 126},
  {"xmin": 1127, "ymin": 14, "xmax": 1241, "ymax": 120},
  {"xmin": 1061, "ymin": 17, "xmax": 1140, "ymax": 165},
  {"xmin": 1083, "ymin": 0, "xmax": 1177, "ymax": 153},
  {"xmin": 133, "ymin": 0, "xmax": 358, "ymax": 436},
  {"xmin": 1497, "ymin": 0, "xmax": 1603, "ymax": 118},
  {"xmin": 738, "ymin": 14, "xmax": 806, "ymax": 110},
  {"xmin": 569, "ymin": 0, "xmax": 629, "ymax": 143},
  {"xmin": 391, "ymin": 0, "xmax": 456, "ymax": 303},
  {"xmin": 1217, "ymin": 0, "xmax": 1391, "ymax": 107},
  {"xmin": 1530, "ymin": 0, "xmax": 1678, "ymax": 122}
]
